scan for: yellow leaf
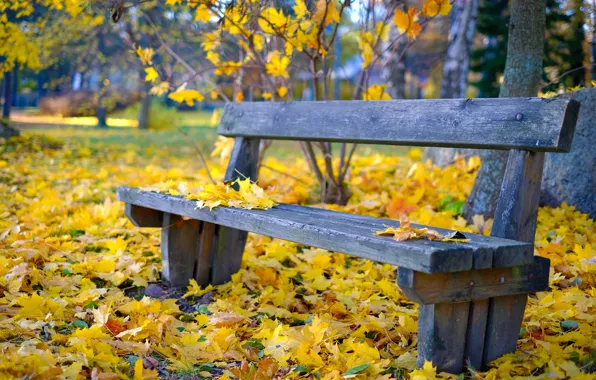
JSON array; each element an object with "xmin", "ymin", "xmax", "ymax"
[
  {"xmin": 266, "ymin": 51, "xmax": 290, "ymax": 79},
  {"xmin": 410, "ymin": 361, "xmax": 437, "ymax": 380},
  {"xmin": 421, "ymin": 0, "xmax": 452, "ymax": 17},
  {"xmin": 195, "ymin": 4, "xmax": 212, "ymax": 22},
  {"xmin": 394, "ymin": 8, "xmax": 422, "ymax": 39},
  {"xmin": 144, "ymin": 67, "xmax": 158, "ymax": 83},
  {"xmin": 363, "ymin": 84, "xmax": 392, "ymax": 100},
  {"xmin": 136, "ymin": 46, "xmax": 155, "ymax": 66},
  {"xmin": 277, "ymin": 86, "xmax": 288, "ymax": 98},
  {"xmin": 168, "ymin": 88, "xmax": 204, "ymax": 106}
]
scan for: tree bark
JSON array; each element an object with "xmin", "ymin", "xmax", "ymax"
[
  {"xmin": 541, "ymin": 88, "xmax": 595, "ymax": 218},
  {"xmin": 423, "ymin": 0, "xmax": 479, "ymax": 166},
  {"xmin": 2, "ymin": 71, "xmax": 12, "ymax": 119},
  {"xmin": 382, "ymin": 23, "xmax": 407, "ymax": 99},
  {"xmin": 464, "ymin": 0, "xmax": 546, "ymax": 220}
]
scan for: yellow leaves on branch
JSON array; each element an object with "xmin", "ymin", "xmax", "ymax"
[
  {"xmin": 136, "ymin": 46, "xmax": 155, "ymax": 66},
  {"xmin": 258, "ymin": 8, "xmax": 288, "ymax": 34},
  {"xmin": 375, "ymin": 216, "xmax": 470, "ymax": 243},
  {"xmin": 363, "ymin": 84, "xmax": 392, "ymax": 100},
  {"xmin": 144, "ymin": 67, "xmax": 159, "ymax": 83},
  {"xmin": 394, "ymin": 7, "xmax": 422, "ymax": 40},
  {"xmin": 422, "ymin": 0, "xmax": 452, "ymax": 17},
  {"xmin": 265, "ymin": 51, "xmax": 290, "ymax": 79},
  {"xmin": 168, "ymin": 86, "xmax": 204, "ymax": 106}
]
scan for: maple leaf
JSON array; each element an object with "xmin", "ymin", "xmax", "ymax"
[
  {"xmin": 144, "ymin": 67, "xmax": 158, "ymax": 83},
  {"xmin": 410, "ymin": 361, "xmax": 437, "ymax": 380},
  {"xmin": 421, "ymin": 0, "xmax": 452, "ymax": 17},
  {"xmin": 136, "ymin": 46, "xmax": 155, "ymax": 66},
  {"xmin": 168, "ymin": 87, "xmax": 205, "ymax": 106},
  {"xmin": 394, "ymin": 8, "xmax": 422, "ymax": 39}
]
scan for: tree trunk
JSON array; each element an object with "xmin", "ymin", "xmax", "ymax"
[
  {"xmin": 138, "ymin": 91, "xmax": 151, "ymax": 130},
  {"xmin": 423, "ymin": 0, "xmax": 480, "ymax": 166},
  {"xmin": 464, "ymin": 0, "xmax": 546, "ymax": 220},
  {"xmin": 591, "ymin": 0, "xmax": 596, "ymax": 80},
  {"xmin": 382, "ymin": 24, "xmax": 407, "ymax": 99},
  {"xmin": 3, "ymin": 71, "xmax": 12, "ymax": 119},
  {"xmin": 541, "ymin": 88, "xmax": 595, "ymax": 218}
]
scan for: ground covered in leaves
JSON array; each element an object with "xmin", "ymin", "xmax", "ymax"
[{"xmin": 0, "ymin": 130, "xmax": 594, "ymax": 379}]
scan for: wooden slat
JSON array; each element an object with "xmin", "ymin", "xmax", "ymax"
[
  {"xmin": 218, "ymin": 98, "xmax": 579, "ymax": 152},
  {"xmin": 211, "ymin": 225, "xmax": 249, "ymax": 284},
  {"xmin": 125, "ymin": 204, "xmax": 163, "ymax": 227},
  {"xmin": 161, "ymin": 213, "xmax": 200, "ymax": 288},
  {"xmin": 483, "ymin": 149, "xmax": 548, "ymax": 364},
  {"xmin": 397, "ymin": 257, "xmax": 549, "ymax": 304},
  {"xmin": 117, "ymin": 187, "xmax": 533, "ymax": 273},
  {"xmin": 417, "ymin": 302, "xmax": 469, "ymax": 373},
  {"xmin": 224, "ymin": 137, "xmax": 260, "ymax": 183},
  {"xmin": 195, "ymin": 222, "xmax": 216, "ymax": 287},
  {"xmin": 465, "ymin": 299, "xmax": 489, "ymax": 370},
  {"xmin": 275, "ymin": 203, "xmax": 527, "ymax": 269}
]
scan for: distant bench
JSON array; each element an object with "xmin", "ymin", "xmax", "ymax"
[{"xmin": 117, "ymin": 97, "xmax": 579, "ymax": 373}]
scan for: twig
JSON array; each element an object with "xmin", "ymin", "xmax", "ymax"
[
  {"xmin": 260, "ymin": 164, "xmax": 310, "ymax": 184},
  {"xmin": 176, "ymin": 127, "xmax": 217, "ymax": 184}
]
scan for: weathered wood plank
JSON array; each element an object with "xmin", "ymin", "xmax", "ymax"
[
  {"xmin": 397, "ymin": 256, "xmax": 549, "ymax": 304},
  {"xmin": 195, "ymin": 222, "xmax": 216, "ymax": 287},
  {"xmin": 464, "ymin": 299, "xmax": 489, "ymax": 370},
  {"xmin": 483, "ymin": 295, "xmax": 528, "ymax": 364},
  {"xmin": 117, "ymin": 187, "xmax": 532, "ymax": 273},
  {"xmin": 274, "ymin": 203, "xmax": 526, "ymax": 269},
  {"xmin": 224, "ymin": 137, "xmax": 260, "ymax": 184},
  {"xmin": 125, "ymin": 204, "xmax": 163, "ymax": 227},
  {"xmin": 211, "ymin": 225, "xmax": 249, "ymax": 284},
  {"xmin": 219, "ymin": 98, "xmax": 579, "ymax": 152},
  {"xmin": 417, "ymin": 302, "xmax": 469, "ymax": 373},
  {"xmin": 484, "ymin": 149, "xmax": 548, "ymax": 364},
  {"xmin": 491, "ymin": 150, "xmax": 545, "ymax": 249},
  {"xmin": 161, "ymin": 213, "xmax": 200, "ymax": 288}
]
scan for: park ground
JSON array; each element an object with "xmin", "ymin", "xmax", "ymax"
[{"xmin": 0, "ymin": 125, "xmax": 594, "ymax": 379}]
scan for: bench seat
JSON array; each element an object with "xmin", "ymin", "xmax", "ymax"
[{"xmin": 117, "ymin": 186, "xmax": 532, "ymax": 274}]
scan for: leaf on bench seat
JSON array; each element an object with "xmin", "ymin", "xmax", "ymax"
[
  {"xmin": 141, "ymin": 178, "xmax": 277, "ymax": 211},
  {"xmin": 375, "ymin": 216, "xmax": 470, "ymax": 243}
]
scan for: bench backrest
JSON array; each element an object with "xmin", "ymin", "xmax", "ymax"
[{"xmin": 219, "ymin": 97, "xmax": 580, "ymax": 152}]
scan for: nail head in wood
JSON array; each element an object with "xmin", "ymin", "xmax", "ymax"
[{"xmin": 516, "ymin": 113, "xmax": 523, "ymax": 121}]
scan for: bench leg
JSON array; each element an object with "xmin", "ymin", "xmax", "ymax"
[
  {"xmin": 482, "ymin": 294, "xmax": 527, "ymax": 363},
  {"xmin": 161, "ymin": 213, "xmax": 248, "ymax": 287},
  {"xmin": 417, "ymin": 302, "xmax": 470, "ymax": 373},
  {"xmin": 161, "ymin": 213, "xmax": 201, "ymax": 287},
  {"xmin": 399, "ymin": 258, "xmax": 549, "ymax": 373}
]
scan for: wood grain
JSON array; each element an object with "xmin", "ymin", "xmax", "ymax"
[
  {"xmin": 117, "ymin": 187, "xmax": 533, "ymax": 273},
  {"xmin": 484, "ymin": 148, "xmax": 548, "ymax": 364},
  {"xmin": 417, "ymin": 302, "xmax": 469, "ymax": 373},
  {"xmin": 125, "ymin": 204, "xmax": 163, "ymax": 227},
  {"xmin": 397, "ymin": 256, "xmax": 549, "ymax": 304},
  {"xmin": 219, "ymin": 98, "xmax": 579, "ymax": 152},
  {"xmin": 161, "ymin": 213, "xmax": 200, "ymax": 288}
]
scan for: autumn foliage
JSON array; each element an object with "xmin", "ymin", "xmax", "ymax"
[{"xmin": 0, "ymin": 131, "xmax": 594, "ymax": 379}]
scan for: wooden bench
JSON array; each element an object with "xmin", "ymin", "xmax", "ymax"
[{"xmin": 117, "ymin": 97, "xmax": 579, "ymax": 373}]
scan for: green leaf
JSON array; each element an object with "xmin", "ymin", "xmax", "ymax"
[
  {"xmin": 243, "ymin": 338, "xmax": 265, "ymax": 350},
  {"xmin": 196, "ymin": 304, "xmax": 211, "ymax": 315},
  {"xmin": 84, "ymin": 301, "xmax": 97, "ymax": 310},
  {"xmin": 73, "ymin": 320, "xmax": 89, "ymax": 329},
  {"xmin": 342, "ymin": 363, "xmax": 370, "ymax": 376},
  {"xmin": 293, "ymin": 365, "xmax": 311, "ymax": 374},
  {"xmin": 560, "ymin": 320, "xmax": 579, "ymax": 331}
]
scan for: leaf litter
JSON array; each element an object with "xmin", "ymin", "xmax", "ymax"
[{"xmin": 0, "ymin": 133, "xmax": 594, "ymax": 379}]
